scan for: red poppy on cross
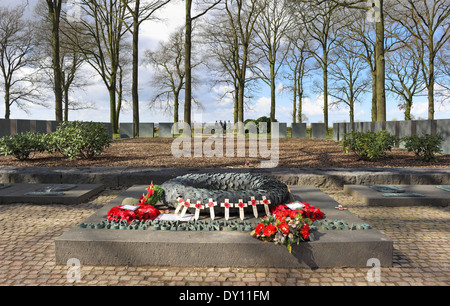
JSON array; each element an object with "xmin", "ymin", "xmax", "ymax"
[
  {"xmin": 221, "ymin": 198, "xmax": 232, "ymax": 220},
  {"xmin": 208, "ymin": 198, "xmax": 217, "ymax": 220}
]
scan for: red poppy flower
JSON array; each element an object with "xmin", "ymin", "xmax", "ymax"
[
  {"xmin": 263, "ymin": 199, "xmax": 269, "ymax": 205},
  {"xmin": 263, "ymin": 224, "xmax": 276, "ymax": 237},
  {"xmin": 224, "ymin": 202, "xmax": 231, "ymax": 208},
  {"xmin": 255, "ymin": 223, "xmax": 264, "ymax": 235},
  {"xmin": 238, "ymin": 202, "xmax": 245, "ymax": 208},
  {"xmin": 195, "ymin": 203, "xmax": 202, "ymax": 209},
  {"xmin": 251, "ymin": 199, "xmax": 257, "ymax": 206},
  {"xmin": 279, "ymin": 222, "xmax": 289, "ymax": 234},
  {"xmin": 301, "ymin": 223, "xmax": 310, "ymax": 239},
  {"xmin": 208, "ymin": 202, "xmax": 214, "ymax": 207}
]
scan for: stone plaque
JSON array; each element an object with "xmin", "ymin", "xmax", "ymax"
[{"xmin": 370, "ymin": 185, "xmax": 405, "ymax": 193}]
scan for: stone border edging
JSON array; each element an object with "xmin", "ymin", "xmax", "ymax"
[{"xmin": 0, "ymin": 166, "xmax": 448, "ymax": 188}]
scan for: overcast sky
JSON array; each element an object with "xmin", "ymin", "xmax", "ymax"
[{"xmin": 0, "ymin": 0, "xmax": 449, "ymax": 125}]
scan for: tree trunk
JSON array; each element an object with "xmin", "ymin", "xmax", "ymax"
[
  {"xmin": 174, "ymin": 94, "xmax": 179, "ymax": 124},
  {"xmin": 184, "ymin": 0, "xmax": 192, "ymax": 127},
  {"xmin": 64, "ymin": 86, "xmax": 69, "ymax": 122},
  {"xmin": 427, "ymin": 52, "xmax": 435, "ymax": 120},
  {"xmin": 297, "ymin": 67, "xmax": 303, "ymax": 123},
  {"xmin": 132, "ymin": 1, "xmax": 140, "ymax": 137},
  {"xmin": 323, "ymin": 50, "xmax": 329, "ymax": 130},
  {"xmin": 375, "ymin": 1, "xmax": 386, "ymax": 122},
  {"xmin": 405, "ymin": 97, "xmax": 412, "ymax": 121},
  {"xmin": 48, "ymin": 1, "xmax": 63, "ymax": 122},
  {"xmin": 292, "ymin": 69, "xmax": 297, "ymax": 124},
  {"xmin": 371, "ymin": 69, "xmax": 377, "ymax": 122},
  {"xmin": 4, "ymin": 84, "xmax": 10, "ymax": 119},
  {"xmin": 270, "ymin": 61, "xmax": 276, "ymax": 121},
  {"xmin": 109, "ymin": 83, "xmax": 118, "ymax": 134}
]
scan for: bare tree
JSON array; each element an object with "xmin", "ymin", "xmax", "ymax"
[
  {"xmin": 297, "ymin": 0, "xmax": 345, "ymax": 130},
  {"xmin": 45, "ymin": 0, "xmax": 64, "ymax": 121},
  {"xmin": 33, "ymin": 1, "xmax": 93, "ymax": 122},
  {"xmin": 116, "ymin": 0, "xmax": 171, "ymax": 137},
  {"xmin": 184, "ymin": 0, "xmax": 222, "ymax": 127},
  {"xmin": 224, "ymin": 0, "xmax": 264, "ymax": 125},
  {"xmin": 304, "ymin": 0, "xmax": 389, "ymax": 122},
  {"xmin": 386, "ymin": 41, "xmax": 426, "ymax": 121},
  {"xmin": 145, "ymin": 27, "xmax": 201, "ymax": 124},
  {"xmin": 0, "ymin": 5, "xmax": 42, "ymax": 119},
  {"xmin": 285, "ymin": 25, "xmax": 313, "ymax": 124},
  {"xmin": 389, "ymin": 0, "xmax": 450, "ymax": 120},
  {"xmin": 436, "ymin": 40, "xmax": 450, "ymax": 103},
  {"xmin": 74, "ymin": 0, "xmax": 130, "ymax": 134},
  {"xmin": 328, "ymin": 39, "xmax": 370, "ymax": 123},
  {"xmin": 252, "ymin": 0, "xmax": 295, "ymax": 122}
]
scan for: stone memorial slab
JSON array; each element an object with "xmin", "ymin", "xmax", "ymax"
[
  {"xmin": 139, "ymin": 123, "xmax": 154, "ymax": 138},
  {"xmin": 436, "ymin": 119, "xmax": 450, "ymax": 155},
  {"xmin": 436, "ymin": 185, "xmax": 450, "ymax": 192},
  {"xmin": 34, "ymin": 120, "xmax": 49, "ymax": 134},
  {"xmin": 416, "ymin": 120, "xmax": 432, "ymax": 135},
  {"xmin": 55, "ymin": 185, "xmax": 393, "ymax": 268},
  {"xmin": 398, "ymin": 121, "xmax": 413, "ymax": 149},
  {"xmin": 119, "ymin": 123, "xmax": 134, "ymax": 138},
  {"xmin": 292, "ymin": 123, "xmax": 307, "ymax": 138},
  {"xmin": 362, "ymin": 121, "xmax": 372, "ymax": 133},
  {"xmin": 16, "ymin": 120, "xmax": 31, "ymax": 134},
  {"xmin": 344, "ymin": 185, "xmax": 449, "ymax": 207},
  {"xmin": 310, "ymin": 123, "xmax": 326, "ymax": 139},
  {"xmin": 271, "ymin": 122, "xmax": 286, "ymax": 138},
  {"xmin": 158, "ymin": 123, "xmax": 174, "ymax": 138},
  {"xmin": 0, "ymin": 183, "xmax": 11, "ymax": 190},
  {"xmin": 0, "ymin": 184, "xmax": 105, "ymax": 205},
  {"xmin": 0, "ymin": 119, "xmax": 11, "ymax": 137}
]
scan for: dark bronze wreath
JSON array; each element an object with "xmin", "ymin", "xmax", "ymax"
[{"xmin": 161, "ymin": 173, "xmax": 291, "ymax": 216}]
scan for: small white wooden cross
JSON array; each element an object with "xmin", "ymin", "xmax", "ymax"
[
  {"xmin": 175, "ymin": 197, "xmax": 185, "ymax": 215},
  {"xmin": 261, "ymin": 196, "xmax": 271, "ymax": 216},
  {"xmin": 236, "ymin": 199, "xmax": 247, "ymax": 220},
  {"xmin": 207, "ymin": 198, "xmax": 217, "ymax": 220},
  {"xmin": 192, "ymin": 200, "xmax": 204, "ymax": 221},
  {"xmin": 220, "ymin": 198, "xmax": 232, "ymax": 221},
  {"xmin": 248, "ymin": 196, "xmax": 259, "ymax": 219},
  {"xmin": 180, "ymin": 199, "xmax": 191, "ymax": 218}
]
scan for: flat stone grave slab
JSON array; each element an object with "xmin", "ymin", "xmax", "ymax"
[
  {"xmin": 344, "ymin": 185, "xmax": 450, "ymax": 207},
  {"xmin": 55, "ymin": 185, "xmax": 393, "ymax": 268},
  {"xmin": 0, "ymin": 183, "xmax": 105, "ymax": 205}
]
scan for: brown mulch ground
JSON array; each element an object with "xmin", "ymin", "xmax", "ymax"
[{"xmin": 0, "ymin": 137, "xmax": 448, "ymax": 168}]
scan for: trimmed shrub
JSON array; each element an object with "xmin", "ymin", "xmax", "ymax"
[
  {"xmin": 401, "ymin": 134, "xmax": 443, "ymax": 162},
  {"xmin": 0, "ymin": 132, "xmax": 49, "ymax": 161},
  {"xmin": 341, "ymin": 130, "xmax": 398, "ymax": 161},
  {"xmin": 49, "ymin": 121, "xmax": 112, "ymax": 160}
]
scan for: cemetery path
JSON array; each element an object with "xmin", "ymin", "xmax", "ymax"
[
  {"xmin": 0, "ymin": 138, "xmax": 448, "ymax": 168},
  {"xmin": 0, "ymin": 186, "xmax": 448, "ymax": 286}
]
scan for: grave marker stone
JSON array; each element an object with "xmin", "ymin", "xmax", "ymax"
[
  {"xmin": 292, "ymin": 123, "xmax": 307, "ymax": 138},
  {"xmin": 119, "ymin": 123, "xmax": 134, "ymax": 138},
  {"xmin": 139, "ymin": 123, "xmax": 154, "ymax": 138},
  {"xmin": 158, "ymin": 123, "xmax": 174, "ymax": 138},
  {"xmin": 436, "ymin": 119, "xmax": 450, "ymax": 154},
  {"xmin": 310, "ymin": 123, "xmax": 326, "ymax": 139}
]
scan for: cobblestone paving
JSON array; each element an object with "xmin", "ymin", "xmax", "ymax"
[{"xmin": 0, "ymin": 187, "xmax": 448, "ymax": 286}]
